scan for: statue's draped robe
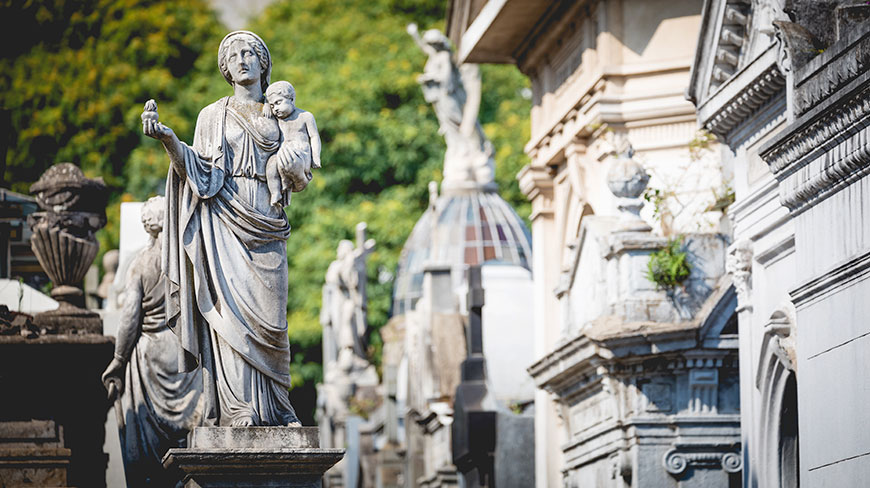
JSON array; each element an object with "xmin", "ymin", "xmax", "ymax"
[
  {"xmin": 163, "ymin": 97, "xmax": 299, "ymax": 426},
  {"xmin": 118, "ymin": 241, "xmax": 200, "ymax": 487}
]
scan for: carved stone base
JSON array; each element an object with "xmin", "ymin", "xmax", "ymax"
[
  {"xmin": 32, "ymin": 303, "xmax": 102, "ymax": 334},
  {"xmin": 164, "ymin": 427, "xmax": 344, "ymax": 488},
  {"xmin": 0, "ymin": 420, "xmax": 71, "ymax": 487}
]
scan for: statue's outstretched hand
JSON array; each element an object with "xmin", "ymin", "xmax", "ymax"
[
  {"xmin": 141, "ymin": 99, "xmax": 175, "ymax": 143},
  {"xmin": 101, "ymin": 357, "xmax": 126, "ymax": 402},
  {"xmin": 406, "ymin": 23, "xmax": 418, "ymax": 36}
]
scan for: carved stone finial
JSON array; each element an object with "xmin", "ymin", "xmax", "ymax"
[
  {"xmin": 607, "ymin": 150, "xmax": 652, "ymax": 233},
  {"xmin": 726, "ymin": 239, "xmax": 753, "ymax": 311},
  {"xmin": 26, "ymin": 163, "xmax": 108, "ymax": 333}
]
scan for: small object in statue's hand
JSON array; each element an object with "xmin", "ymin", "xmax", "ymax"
[{"xmin": 142, "ymin": 99, "xmax": 159, "ymax": 122}]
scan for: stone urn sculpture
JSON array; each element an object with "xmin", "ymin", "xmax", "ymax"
[
  {"xmin": 607, "ymin": 149, "xmax": 652, "ymax": 233},
  {"xmin": 27, "ymin": 163, "xmax": 108, "ymax": 333}
]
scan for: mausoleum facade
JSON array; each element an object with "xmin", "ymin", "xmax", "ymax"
[
  {"xmin": 689, "ymin": 1, "xmax": 870, "ymax": 486},
  {"xmin": 447, "ymin": 1, "xmax": 744, "ymax": 486}
]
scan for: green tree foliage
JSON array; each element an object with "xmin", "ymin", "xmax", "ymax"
[{"xmin": 0, "ymin": 0, "xmax": 224, "ymax": 253}]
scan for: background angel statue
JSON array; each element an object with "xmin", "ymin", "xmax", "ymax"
[{"xmin": 407, "ymin": 23, "xmax": 496, "ymax": 190}]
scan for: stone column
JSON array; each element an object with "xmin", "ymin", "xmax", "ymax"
[{"xmin": 518, "ymin": 163, "xmax": 560, "ymax": 488}]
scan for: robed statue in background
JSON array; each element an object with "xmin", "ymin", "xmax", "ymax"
[
  {"xmin": 101, "ymin": 196, "xmax": 201, "ymax": 487},
  {"xmin": 321, "ymin": 222, "xmax": 376, "ymax": 381},
  {"xmin": 141, "ymin": 30, "xmax": 311, "ymax": 427}
]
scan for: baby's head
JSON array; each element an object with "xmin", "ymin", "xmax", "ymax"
[{"xmin": 265, "ymin": 81, "xmax": 296, "ymax": 119}]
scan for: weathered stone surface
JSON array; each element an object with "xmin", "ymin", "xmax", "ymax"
[
  {"xmin": 189, "ymin": 427, "xmax": 320, "ymax": 449},
  {"xmin": 164, "ymin": 427, "xmax": 344, "ymax": 488},
  {"xmin": 145, "ymin": 30, "xmax": 310, "ymax": 427},
  {"xmin": 0, "ymin": 420, "xmax": 71, "ymax": 487},
  {"xmin": 101, "ymin": 196, "xmax": 201, "ymax": 488},
  {"xmin": 26, "ymin": 163, "xmax": 107, "ymax": 331},
  {"xmin": 263, "ymin": 80, "xmax": 322, "ymax": 207},
  {"xmin": 0, "ymin": 306, "xmax": 39, "ymax": 338},
  {"xmin": 493, "ymin": 413, "xmax": 534, "ymax": 488}
]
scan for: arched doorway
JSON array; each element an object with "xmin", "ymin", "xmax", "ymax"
[{"xmin": 756, "ymin": 304, "xmax": 798, "ymax": 488}]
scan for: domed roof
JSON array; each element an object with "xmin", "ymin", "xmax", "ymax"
[{"xmin": 392, "ymin": 189, "xmax": 532, "ymax": 315}]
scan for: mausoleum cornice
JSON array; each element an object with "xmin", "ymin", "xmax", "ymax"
[
  {"xmin": 694, "ymin": 47, "xmax": 785, "ymax": 141},
  {"xmin": 760, "ymin": 31, "xmax": 870, "ymax": 214}
]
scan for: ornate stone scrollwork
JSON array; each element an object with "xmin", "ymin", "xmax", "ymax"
[
  {"xmin": 663, "ymin": 449, "xmax": 689, "ymax": 475},
  {"xmin": 721, "ymin": 451, "xmax": 743, "ymax": 473},
  {"xmin": 663, "ymin": 447, "xmax": 743, "ymax": 476}
]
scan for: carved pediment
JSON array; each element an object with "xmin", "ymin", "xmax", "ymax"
[{"xmin": 689, "ymin": 0, "xmax": 790, "ymax": 100}]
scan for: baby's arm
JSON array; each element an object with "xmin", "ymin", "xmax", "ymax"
[{"xmin": 303, "ymin": 112, "xmax": 322, "ymax": 169}]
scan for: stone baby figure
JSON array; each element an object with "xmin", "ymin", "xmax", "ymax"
[{"xmin": 263, "ymin": 80, "xmax": 322, "ymax": 207}]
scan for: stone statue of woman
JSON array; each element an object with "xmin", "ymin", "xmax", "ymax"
[
  {"xmin": 142, "ymin": 30, "xmax": 300, "ymax": 427},
  {"xmin": 407, "ymin": 23, "xmax": 495, "ymax": 190},
  {"xmin": 100, "ymin": 196, "xmax": 201, "ymax": 486}
]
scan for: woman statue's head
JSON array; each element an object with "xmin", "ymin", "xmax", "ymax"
[{"xmin": 218, "ymin": 31, "xmax": 272, "ymax": 93}]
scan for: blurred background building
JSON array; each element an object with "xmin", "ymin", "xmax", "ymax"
[{"xmin": 446, "ymin": 1, "xmax": 741, "ymax": 487}]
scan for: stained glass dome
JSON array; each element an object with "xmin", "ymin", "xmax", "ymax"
[{"xmin": 392, "ymin": 188, "xmax": 532, "ymax": 315}]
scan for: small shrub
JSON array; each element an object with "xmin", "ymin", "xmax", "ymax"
[{"xmin": 646, "ymin": 238, "xmax": 692, "ymax": 290}]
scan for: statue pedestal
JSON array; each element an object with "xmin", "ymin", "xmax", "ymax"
[{"xmin": 163, "ymin": 427, "xmax": 344, "ymax": 488}]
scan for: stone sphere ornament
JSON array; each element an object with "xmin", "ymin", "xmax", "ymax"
[
  {"xmin": 606, "ymin": 149, "xmax": 652, "ymax": 233},
  {"xmin": 606, "ymin": 153, "xmax": 650, "ymax": 199}
]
